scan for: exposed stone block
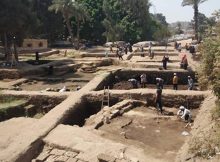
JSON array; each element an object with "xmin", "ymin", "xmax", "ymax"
[
  {"xmin": 97, "ymin": 153, "xmax": 116, "ymax": 162},
  {"xmin": 36, "ymin": 152, "xmax": 50, "ymax": 162},
  {"xmin": 45, "ymin": 155, "xmax": 58, "ymax": 162},
  {"xmin": 64, "ymin": 151, "xmax": 78, "ymax": 158},
  {"xmin": 54, "ymin": 155, "xmax": 69, "ymax": 162},
  {"xmin": 66, "ymin": 157, "xmax": 78, "ymax": 162},
  {"xmin": 50, "ymin": 149, "xmax": 65, "ymax": 156}
]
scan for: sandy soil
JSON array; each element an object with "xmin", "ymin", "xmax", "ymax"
[
  {"xmin": 99, "ymin": 106, "xmax": 192, "ymax": 162},
  {"xmin": 19, "ymin": 71, "xmax": 95, "ymax": 91}
]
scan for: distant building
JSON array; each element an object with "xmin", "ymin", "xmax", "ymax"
[
  {"xmin": 18, "ymin": 39, "xmax": 49, "ymax": 53},
  {"xmin": 22, "ymin": 39, "xmax": 48, "ymax": 49}
]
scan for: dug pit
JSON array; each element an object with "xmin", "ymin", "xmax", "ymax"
[
  {"xmin": 0, "ymin": 94, "xmax": 65, "ymax": 122},
  {"xmin": 33, "ymin": 94, "xmax": 203, "ymax": 162},
  {"xmin": 97, "ymin": 106, "xmax": 195, "ymax": 161},
  {"xmin": 96, "ymin": 69, "xmax": 198, "ymax": 90},
  {"xmin": 13, "ymin": 71, "xmax": 95, "ymax": 92},
  {"xmin": 63, "ymin": 91, "xmax": 204, "ymax": 128}
]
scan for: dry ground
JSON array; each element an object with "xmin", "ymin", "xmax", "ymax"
[{"xmin": 99, "ymin": 106, "xmax": 197, "ymax": 162}]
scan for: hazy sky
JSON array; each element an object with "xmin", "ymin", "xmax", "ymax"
[{"xmin": 150, "ymin": 0, "xmax": 220, "ymax": 23}]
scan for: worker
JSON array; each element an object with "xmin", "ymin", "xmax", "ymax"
[
  {"xmin": 76, "ymin": 86, "xmax": 81, "ymax": 91},
  {"xmin": 177, "ymin": 106, "xmax": 192, "ymax": 122},
  {"xmin": 148, "ymin": 42, "xmax": 152, "ymax": 57},
  {"xmin": 173, "ymin": 73, "xmax": 178, "ymax": 90},
  {"xmin": 140, "ymin": 73, "xmax": 147, "ymax": 88},
  {"xmin": 180, "ymin": 54, "xmax": 188, "ymax": 70},
  {"xmin": 59, "ymin": 86, "xmax": 66, "ymax": 92},
  {"xmin": 178, "ymin": 43, "xmax": 182, "ymax": 52},
  {"xmin": 188, "ymin": 76, "xmax": 194, "ymax": 90},
  {"xmin": 128, "ymin": 78, "xmax": 138, "ymax": 88},
  {"xmin": 110, "ymin": 45, "xmax": 113, "ymax": 53},
  {"xmin": 156, "ymin": 77, "xmax": 164, "ymax": 89},
  {"xmin": 140, "ymin": 45, "xmax": 144, "ymax": 57},
  {"xmin": 155, "ymin": 86, "xmax": 163, "ymax": 114},
  {"xmin": 162, "ymin": 55, "xmax": 169, "ymax": 70}
]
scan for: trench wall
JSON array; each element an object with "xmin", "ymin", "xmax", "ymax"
[
  {"xmin": 113, "ymin": 69, "xmax": 196, "ymax": 85},
  {"xmin": 85, "ymin": 90, "xmax": 206, "ymax": 109},
  {"xmin": 0, "ymin": 94, "xmax": 65, "ymax": 122}
]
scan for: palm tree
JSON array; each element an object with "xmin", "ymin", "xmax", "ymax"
[
  {"xmin": 74, "ymin": 3, "xmax": 90, "ymax": 49},
  {"xmin": 182, "ymin": 0, "xmax": 207, "ymax": 40},
  {"xmin": 49, "ymin": 0, "xmax": 77, "ymax": 44}
]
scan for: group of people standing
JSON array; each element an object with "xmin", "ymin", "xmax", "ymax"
[
  {"xmin": 128, "ymin": 73, "xmax": 194, "ymax": 91},
  {"xmin": 109, "ymin": 43, "xmax": 133, "ymax": 60},
  {"xmin": 172, "ymin": 73, "xmax": 194, "ymax": 90},
  {"xmin": 139, "ymin": 42, "xmax": 154, "ymax": 59},
  {"xmin": 155, "ymin": 73, "xmax": 194, "ymax": 119}
]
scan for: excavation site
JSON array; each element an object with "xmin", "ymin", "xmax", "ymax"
[
  {"xmin": 1, "ymin": 1, "xmax": 220, "ymax": 161},
  {"xmin": 0, "ymin": 44, "xmax": 215, "ymax": 162}
]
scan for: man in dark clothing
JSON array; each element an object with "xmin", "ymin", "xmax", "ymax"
[
  {"xmin": 155, "ymin": 87, "xmax": 163, "ymax": 114},
  {"xmin": 188, "ymin": 76, "xmax": 194, "ymax": 90},
  {"xmin": 118, "ymin": 47, "xmax": 123, "ymax": 60},
  {"xmin": 35, "ymin": 51, "xmax": 39, "ymax": 62},
  {"xmin": 189, "ymin": 45, "xmax": 195, "ymax": 55},
  {"xmin": 128, "ymin": 43, "xmax": 133, "ymax": 52},
  {"xmin": 124, "ymin": 46, "xmax": 128, "ymax": 54},
  {"xmin": 174, "ymin": 41, "xmax": 178, "ymax": 50},
  {"xmin": 140, "ymin": 45, "xmax": 144, "ymax": 57},
  {"xmin": 156, "ymin": 77, "xmax": 164, "ymax": 89},
  {"xmin": 162, "ymin": 55, "xmax": 169, "ymax": 70}
]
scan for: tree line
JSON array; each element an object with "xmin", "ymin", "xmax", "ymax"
[
  {"xmin": 0, "ymin": 0, "xmax": 171, "ymax": 56},
  {"xmin": 0, "ymin": 0, "xmax": 216, "ymax": 61}
]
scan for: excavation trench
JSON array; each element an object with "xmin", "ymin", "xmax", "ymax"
[
  {"xmin": 95, "ymin": 69, "xmax": 198, "ymax": 91},
  {"xmin": 62, "ymin": 92, "xmax": 204, "ymax": 127},
  {"xmin": 0, "ymin": 94, "xmax": 65, "ymax": 122},
  {"xmin": 31, "ymin": 92, "xmax": 206, "ymax": 162}
]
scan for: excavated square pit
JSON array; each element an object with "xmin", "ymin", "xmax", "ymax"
[
  {"xmin": 52, "ymin": 93, "xmax": 205, "ymax": 162},
  {"xmin": 62, "ymin": 92, "xmax": 204, "ymax": 127},
  {"xmin": 97, "ymin": 106, "xmax": 194, "ymax": 161},
  {"xmin": 0, "ymin": 94, "xmax": 65, "ymax": 122},
  {"xmin": 13, "ymin": 71, "xmax": 95, "ymax": 92},
  {"xmin": 96, "ymin": 69, "xmax": 198, "ymax": 90}
]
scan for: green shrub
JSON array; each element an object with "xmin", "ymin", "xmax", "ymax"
[{"xmin": 198, "ymin": 23, "xmax": 220, "ymax": 99}]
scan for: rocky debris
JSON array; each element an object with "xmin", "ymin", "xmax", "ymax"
[
  {"xmin": 42, "ymin": 124, "xmax": 147, "ymax": 162},
  {"xmin": 11, "ymin": 85, "xmax": 22, "ymax": 91},
  {"xmin": 84, "ymin": 100, "xmax": 147, "ymax": 129},
  {"xmin": 80, "ymin": 65, "xmax": 97, "ymax": 73},
  {"xmin": 34, "ymin": 146, "xmax": 79, "ymax": 162},
  {"xmin": 97, "ymin": 153, "xmax": 116, "ymax": 162},
  {"xmin": 42, "ymin": 125, "xmax": 127, "ymax": 162}
]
